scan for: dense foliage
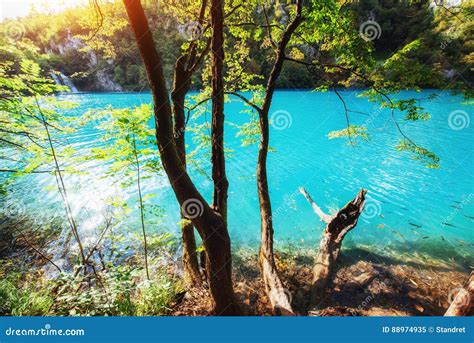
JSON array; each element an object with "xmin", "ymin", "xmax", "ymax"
[{"xmin": 0, "ymin": 0, "xmax": 472, "ymax": 92}]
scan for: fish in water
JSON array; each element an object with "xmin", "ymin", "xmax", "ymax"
[
  {"xmin": 463, "ymin": 214, "xmax": 474, "ymax": 220},
  {"xmin": 422, "ymin": 236, "xmax": 429, "ymax": 239},
  {"xmin": 450, "ymin": 205, "xmax": 461, "ymax": 209},
  {"xmin": 441, "ymin": 236, "xmax": 446, "ymax": 241},
  {"xmin": 442, "ymin": 222, "xmax": 456, "ymax": 228},
  {"xmin": 409, "ymin": 222, "xmax": 422, "ymax": 228}
]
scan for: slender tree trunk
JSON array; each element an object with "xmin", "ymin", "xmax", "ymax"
[
  {"xmin": 133, "ymin": 138, "xmax": 150, "ymax": 280},
  {"xmin": 171, "ymin": 56, "xmax": 202, "ymax": 286},
  {"xmin": 123, "ymin": 0, "xmax": 239, "ymax": 315},
  {"xmin": 205, "ymin": 0, "xmax": 240, "ymax": 315},
  {"xmin": 255, "ymin": 0, "xmax": 303, "ymax": 315},
  {"xmin": 170, "ymin": 0, "xmax": 209, "ymax": 287},
  {"xmin": 38, "ymin": 106, "xmax": 87, "ymax": 270},
  {"xmin": 300, "ymin": 187, "xmax": 366, "ymax": 309}
]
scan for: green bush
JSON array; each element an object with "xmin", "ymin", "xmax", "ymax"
[
  {"xmin": 136, "ymin": 278, "xmax": 179, "ymax": 316},
  {"xmin": 51, "ymin": 265, "xmax": 179, "ymax": 316},
  {"xmin": 0, "ymin": 260, "xmax": 180, "ymax": 316},
  {"xmin": 0, "ymin": 276, "xmax": 53, "ymax": 316}
]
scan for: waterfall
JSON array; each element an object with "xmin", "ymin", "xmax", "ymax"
[
  {"xmin": 50, "ymin": 71, "xmax": 79, "ymax": 93},
  {"xmin": 59, "ymin": 72, "xmax": 79, "ymax": 93},
  {"xmin": 50, "ymin": 72, "xmax": 61, "ymax": 86}
]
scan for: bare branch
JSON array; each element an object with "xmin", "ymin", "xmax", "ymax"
[
  {"xmin": 333, "ymin": 87, "xmax": 353, "ymax": 144},
  {"xmin": 299, "ymin": 187, "xmax": 333, "ymax": 223},
  {"xmin": 0, "ymin": 137, "xmax": 27, "ymax": 150},
  {"xmin": 17, "ymin": 230, "xmax": 62, "ymax": 273},
  {"xmin": 225, "ymin": 91, "xmax": 262, "ymax": 113},
  {"xmin": 285, "ymin": 57, "xmax": 422, "ymax": 149},
  {"xmin": 0, "ymin": 169, "xmax": 58, "ymax": 174}
]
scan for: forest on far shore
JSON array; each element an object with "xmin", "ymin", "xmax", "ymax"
[{"xmin": 0, "ymin": 0, "xmax": 472, "ymax": 93}]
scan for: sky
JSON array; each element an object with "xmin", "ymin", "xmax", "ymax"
[{"xmin": 0, "ymin": 0, "xmax": 88, "ymax": 21}]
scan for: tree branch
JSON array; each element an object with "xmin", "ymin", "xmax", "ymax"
[
  {"xmin": 225, "ymin": 91, "xmax": 262, "ymax": 113},
  {"xmin": 299, "ymin": 187, "xmax": 333, "ymax": 223}
]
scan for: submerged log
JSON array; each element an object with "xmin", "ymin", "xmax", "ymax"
[
  {"xmin": 300, "ymin": 187, "xmax": 366, "ymax": 309},
  {"xmin": 445, "ymin": 272, "xmax": 473, "ymax": 316}
]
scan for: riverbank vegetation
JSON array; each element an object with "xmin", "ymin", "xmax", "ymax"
[
  {"xmin": 0, "ymin": 1, "xmax": 472, "ymax": 93},
  {"xmin": 0, "ymin": 0, "xmax": 473, "ymax": 316}
]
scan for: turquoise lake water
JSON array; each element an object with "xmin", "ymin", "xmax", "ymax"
[{"xmin": 3, "ymin": 90, "xmax": 473, "ymax": 262}]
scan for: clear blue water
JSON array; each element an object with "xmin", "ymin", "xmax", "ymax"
[{"xmin": 3, "ymin": 90, "xmax": 473, "ymax": 261}]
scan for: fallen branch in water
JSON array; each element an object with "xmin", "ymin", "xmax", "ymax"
[
  {"xmin": 299, "ymin": 187, "xmax": 366, "ymax": 310},
  {"xmin": 445, "ymin": 272, "xmax": 473, "ymax": 316}
]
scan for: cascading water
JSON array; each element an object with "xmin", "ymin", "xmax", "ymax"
[
  {"xmin": 50, "ymin": 71, "xmax": 79, "ymax": 93},
  {"xmin": 50, "ymin": 72, "xmax": 61, "ymax": 86},
  {"xmin": 59, "ymin": 72, "xmax": 79, "ymax": 93}
]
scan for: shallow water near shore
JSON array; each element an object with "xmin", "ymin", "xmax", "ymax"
[{"xmin": 1, "ymin": 90, "xmax": 473, "ymax": 266}]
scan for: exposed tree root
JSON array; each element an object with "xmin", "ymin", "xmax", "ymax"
[{"xmin": 259, "ymin": 251, "xmax": 295, "ymax": 315}]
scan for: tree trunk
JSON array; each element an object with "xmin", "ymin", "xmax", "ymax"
[
  {"xmin": 205, "ymin": 0, "xmax": 239, "ymax": 315},
  {"xmin": 169, "ymin": 0, "xmax": 209, "ymax": 287},
  {"xmin": 300, "ymin": 187, "xmax": 366, "ymax": 309},
  {"xmin": 171, "ymin": 56, "xmax": 202, "ymax": 286},
  {"xmin": 180, "ymin": 221, "xmax": 201, "ymax": 285},
  {"xmin": 210, "ymin": 0, "xmax": 228, "ymax": 218},
  {"xmin": 123, "ymin": 0, "xmax": 239, "ymax": 315},
  {"xmin": 445, "ymin": 272, "xmax": 473, "ymax": 316},
  {"xmin": 255, "ymin": 0, "xmax": 303, "ymax": 315}
]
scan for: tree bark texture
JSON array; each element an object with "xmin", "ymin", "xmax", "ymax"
[
  {"xmin": 171, "ymin": 55, "xmax": 202, "ymax": 286},
  {"xmin": 123, "ymin": 0, "xmax": 239, "ymax": 315},
  {"xmin": 256, "ymin": 0, "xmax": 303, "ymax": 315}
]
